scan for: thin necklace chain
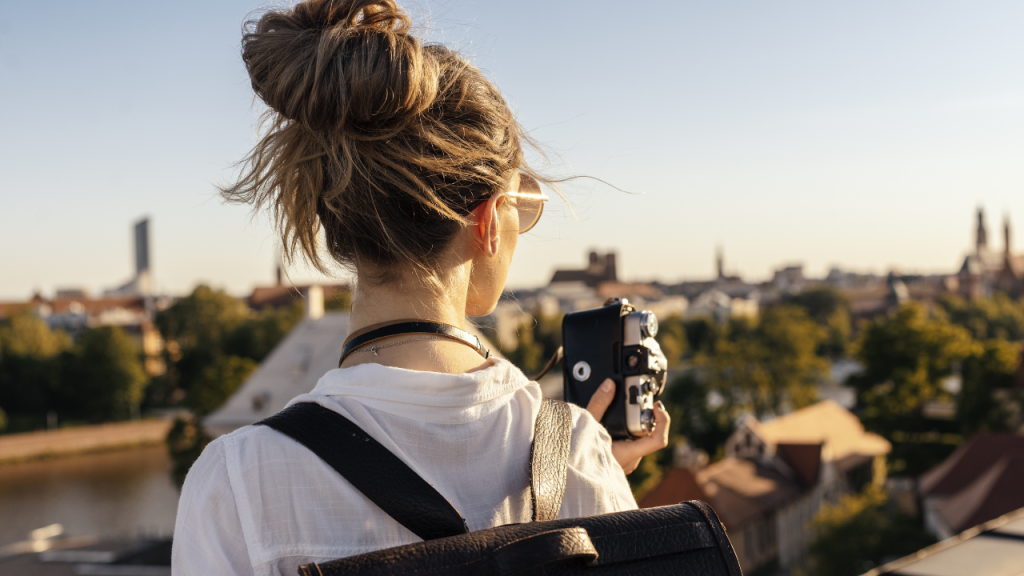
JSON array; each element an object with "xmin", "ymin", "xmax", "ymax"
[{"xmin": 357, "ymin": 336, "xmax": 447, "ymax": 356}]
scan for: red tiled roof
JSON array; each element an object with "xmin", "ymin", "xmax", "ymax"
[
  {"xmin": 937, "ymin": 457, "xmax": 1024, "ymax": 534},
  {"xmin": 248, "ymin": 284, "xmax": 349, "ymax": 309},
  {"xmin": 0, "ymin": 296, "xmax": 144, "ymax": 318},
  {"xmin": 919, "ymin": 434, "xmax": 1024, "ymax": 497},
  {"xmin": 640, "ymin": 458, "xmax": 801, "ymax": 530},
  {"xmin": 638, "ymin": 468, "xmax": 708, "ymax": 509},
  {"xmin": 775, "ymin": 443, "xmax": 822, "ymax": 489}
]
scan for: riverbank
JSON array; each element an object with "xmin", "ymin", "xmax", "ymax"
[{"xmin": 0, "ymin": 419, "xmax": 173, "ymax": 465}]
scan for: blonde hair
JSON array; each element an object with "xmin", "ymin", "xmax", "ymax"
[{"xmin": 222, "ymin": 0, "xmax": 542, "ymax": 283}]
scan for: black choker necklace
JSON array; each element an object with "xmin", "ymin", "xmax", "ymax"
[{"xmin": 339, "ymin": 320, "xmax": 490, "ymax": 366}]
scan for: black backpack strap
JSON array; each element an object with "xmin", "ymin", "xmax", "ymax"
[
  {"xmin": 256, "ymin": 402, "xmax": 469, "ymax": 541},
  {"xmin": 529, "ymin": 399, "xmax": 572, "ymax": 522}
]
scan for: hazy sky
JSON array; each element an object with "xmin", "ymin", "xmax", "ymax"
[{"xmin": 2, "ymin": 1, "xmax": 1023, "ymax": 300}]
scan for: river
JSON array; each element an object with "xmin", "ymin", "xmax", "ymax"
[{"xmin": 0, "ymin": 445, "xmax": 179, "ymax": 547}]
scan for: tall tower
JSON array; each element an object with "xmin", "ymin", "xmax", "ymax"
[
  {"xmin": 716, "ymin": 246, "xmax": 724, "ymax": 279},
  {"xmin": 976, "ymin": 207, "xmax": 989, "ymax": 255},
  {"xmin": 133, "ymin": 218, "xmax": 152, "ymax": 295}
]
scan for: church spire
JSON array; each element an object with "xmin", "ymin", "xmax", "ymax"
[
  {"xmin": 976, "ymin": 207, "xmax": 989, "ymax": 255},
  {"xmin": 1005, "ymin": 214, "xmax": 1012, "ymax": 258}
]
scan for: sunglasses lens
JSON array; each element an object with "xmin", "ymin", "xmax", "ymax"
[{"xmin": 517, "ymin": 197, "xmax": 543, "ymax": 233}]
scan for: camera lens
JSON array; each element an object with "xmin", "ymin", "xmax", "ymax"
[{"xmin": 640, "ymin": 311, "xmax": 658, "ymax": 338}]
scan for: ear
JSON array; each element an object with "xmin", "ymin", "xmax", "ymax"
[{"xmin": 472, "ymin": 194, "xmax": 506, "ymax": 258}]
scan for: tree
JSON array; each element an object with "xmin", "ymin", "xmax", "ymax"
[
  {"xmin": 654, "ymin": 315, "xmax": 687, "ymax": 366},
  {"xmin": 808, "ymin": 487, "xmax": 935, "ymax": 576},
  {"xmin": 224, "ymin": 301, "xmax": 304, "ymax": 361},
  {"xmin": 186, "ymin": 355, "xmax": 258, "ymax": 417},
  {"xmin": 849, "ymin": 303, "xmax": 975, "ymax": 437},
  {"xmin": 938, "ymin": 293, "xmax": 1024, "ymax": 341},
  {"xmin": 958, "ymin": 338, "xmax": 1022, "ymax": 435},
  {"xmin": 166, "ymin": 414, "xmax": 211, "ymax": 488},
  {"xmin": 697, "ymin": 306, "xmax": 826, "ymax": 419},
  {"xmin": 683, "ymin": 317, "xmax": 719, "ymax": 354},
  {"xmin": 663, "ymin": 371, "xmax": 734, "ymax": 461},
  {"xmin": 155, "ymin": 285, "xmax": 251, "ymax": 400},
  {"xmin": 155, "ymin": 285, "xmax": 302, "ymax": 410},
  {"xmin": 0, "ymin": 311, "xmax": 71, "ymax": 418},
  {"xmin": 786, "ymin": 287, "xmax": 852, "ymax": 357},
  {"xmin": 505, "ymin": 310, "xmax": 562, "ymax": 377},
  {"xmin": 61, "ymin": 326, "xmax": 148, "ymax": 422}
]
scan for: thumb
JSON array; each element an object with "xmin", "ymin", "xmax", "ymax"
[{"xmin": 586, "ymin": 379, "xmax": 615, "ymax": 422}]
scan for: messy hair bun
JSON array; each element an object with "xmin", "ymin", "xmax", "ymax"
[{"xmin": 223, "ymin": 0, "xmax": 539, "ymax": 282}]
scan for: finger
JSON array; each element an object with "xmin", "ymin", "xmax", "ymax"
[{"xmin": 586, "ymin": 379, "xmax": 615, "ymax": 422}]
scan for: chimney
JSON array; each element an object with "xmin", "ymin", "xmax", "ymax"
[{"xmin": 305, "ymin": 285, "xmax": 324, "ymax": 320}]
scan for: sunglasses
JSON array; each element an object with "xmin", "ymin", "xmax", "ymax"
[{"xmin": 465, "ymin": 174, "xmax": 550, "ymax": 234}]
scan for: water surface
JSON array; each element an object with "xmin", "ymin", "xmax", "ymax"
[{"xmin": 0, "ymin": 445, "xmax": 179, "ymax": 546}]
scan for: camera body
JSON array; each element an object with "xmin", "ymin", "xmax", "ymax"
[{"xmin": 562, "ymin": 298, "xmax": 667, "ymax": 440}]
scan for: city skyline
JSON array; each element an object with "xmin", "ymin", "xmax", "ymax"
[{"xmin": 2, "ymin": 1, "xmax": 1023, "ymax": 299}]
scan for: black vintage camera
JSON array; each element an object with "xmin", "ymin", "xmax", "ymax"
[{"xmin": 562, "ymin": 298, "xmax": 667, "ymax": 440}]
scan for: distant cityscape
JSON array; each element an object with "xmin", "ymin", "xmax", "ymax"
[
  {"xmin": 0, "ymin": 206, "xmax": 1019, "ymax": 379},
  {"xmin": 2, "ymin": 207, "xmax": 1024, "ymax": 575}
]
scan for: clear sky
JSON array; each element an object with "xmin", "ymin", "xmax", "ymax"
[{"xmin": 1, "ymin": 1, "xmax": 1023, "ymax": 300}]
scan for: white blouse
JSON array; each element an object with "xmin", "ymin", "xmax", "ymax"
[{"xmin": 171, "ymin": 358, "xmax": 637, "ymax": 576}]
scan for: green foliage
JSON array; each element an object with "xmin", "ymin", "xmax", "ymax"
[
  {"xmin": 166, "ymin": 414, "xmax": 212, "ymax": 489},
  {"xmin": 683, "ymin": 317, "xmax": 719, "ymax": 354},
  {"xmin": 0, "ymin": 311, "xmax": 72, "ymax": 358},
  {"xmin": 786, "ymin": 287, "xmax": 852, "ymax": 357},
  {"xmin": 655, "ymin": 315, "xmax": 687, "ymax": 366},
  {"xmin": 61, "ymin": 326, "xmax": 148, "ymax": 422},
  {"xmin": 224, "ymin": 301, "xmax": 304, "ymax": 361},
  {"xmin": 697, "ymin": 306, "xmax": 826, "ymax": 419},
  {"xmin": 155, "ymin": 285, "xmax": 302, "ymax": 410},
  {"xmin": 849, "ymin": 303, "xmax": 975, "ymax": 437},
  {"xmin": 938, "ymin": 293, "xmax": 1024, "ymax": 341},
  {"xmin": 186, "ymin": 355, "xmax": 259, "ymax": 417},
  {"xmin": 958, "ymin": 338, "xmax": 1022, "ymax": 435},
  {"xmin": 325, "ymin": 290, "xmax": 352, "ymax": 311},
  {"xmin": 664, "ymin": 371, "xmax": 734, "ymax": 460},
  {"xmin": 505, "ymin": 310, "xmax": 562, "ymax": 377},
  {"xmin": 0, "ymin": 312, "xmax": 72, "ymax": 416},
  {"xmin": 808, "ymin": 487, "xmax": 935, "ymax": 576}
]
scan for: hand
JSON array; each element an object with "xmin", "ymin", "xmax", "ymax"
[{"xmin": 585, "ymin": 378, "xmax": 670, "ymax": 474}]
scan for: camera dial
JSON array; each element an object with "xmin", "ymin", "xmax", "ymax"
[
  {"xmin": 640, "ymin": 311, "xmax": 658, "ymax": 338},
  {"xmin": 640, "ymin": 409, "xmax": 656, "ymax": 433}
]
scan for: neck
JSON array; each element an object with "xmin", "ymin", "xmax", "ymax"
[
  {"xmin": 348, "ymin": 271, "xmax": 467, "ymax": 333},
  {"xmin": 342, "ymin": 266, "xmax": 490, "ymax": 373}
]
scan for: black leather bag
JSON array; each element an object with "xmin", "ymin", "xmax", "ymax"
[{"xmin": 258, "ymin": 401, "xmax": 743, "ymax": 576}]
